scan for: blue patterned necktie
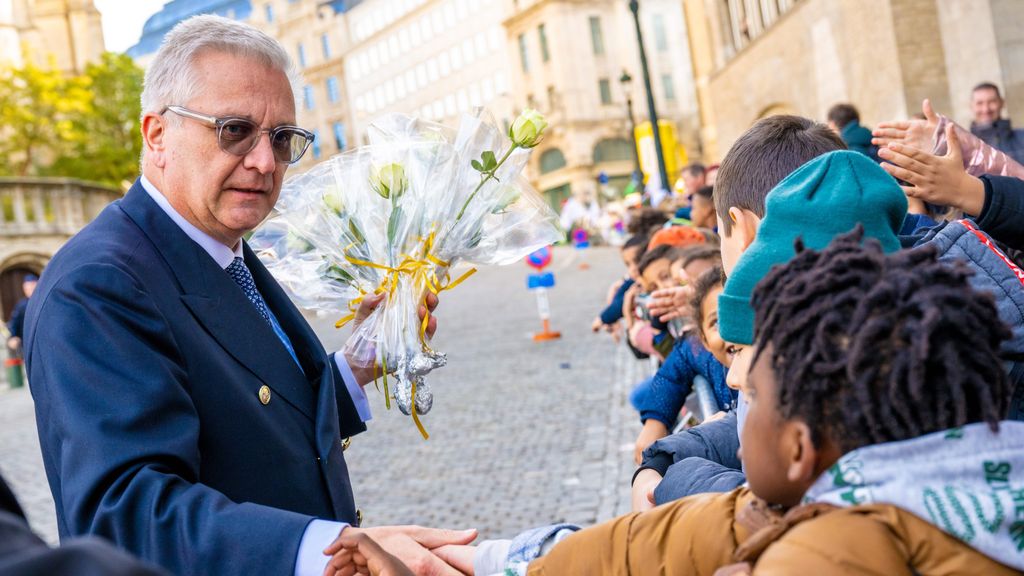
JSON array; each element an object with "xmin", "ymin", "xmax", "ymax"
[
  {"xmin": 225, "ymin": 257, "xmax": 272, "ymax": 324},
  {"xmin": 225, "ymin": 256, "xmax": 303, "ymax": 371}
]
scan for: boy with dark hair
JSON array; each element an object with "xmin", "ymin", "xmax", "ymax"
[
  {"xmin": 713, "ymin": 115, "xmax": 845, "ymax": 273},
  {"xmin": 728, "ymin": 230, "xmax": 1020, "ymax": 574},
  {"xmin": 827, "ymin": 103, "xmax": 879, "ymax": 161}
]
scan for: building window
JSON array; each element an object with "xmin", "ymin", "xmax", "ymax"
[
  {"xmin": 662, "ymin": 73, "xmax": 675, "ymax": 100},
  {"xmin": 312, "ymin": 129, "xmax": 322, "ymax": 159},
  {"xmin": 321, "ymin": 34, "xmax": 331, "ymax": 59},
  {"xmin": 589, "ymin": 16, "xmax": 604, "ymax": 55},
  {"xmin": 297, "ymin": 43, "xmax": 307, "ymax": 67},
  {"xmin": 539, "ymin": 148, "xmax": 567, "ymax": 174},
  {"xmin": 303, "ymin": 85, "xmax": 315, "ymax": 110},
  {"xmin": 265, "ymin": 3, "xmax": 274, "ymax": 22},
  {"xmin": 326, "ymin": 77, "xmax": 340, "ymax": 103},
  {"xmin": 333, "ymin": 122, "xmax": 346, "ymax": 150},
  {"xmin": 653, "ymin": 15, "xmax": 667, "ymax": 51},
  {"xmin": 538, "ymin": 24, "xmax": 550, "ymax": 62},
  {"xmin": 518, "ymin": 33, "xmax": 529, "ymax": 73},
  {"xmin": 593, "ymin": 138, "xmax": 634, "ymax": 163},
  {"xmin": 598, "ymin": 78, "xmax": 612, "ymax": 105}
]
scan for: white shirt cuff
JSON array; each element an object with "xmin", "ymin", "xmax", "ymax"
[
  {"xmin": 294, "ymin": 519, "xmax": 347, "ymax": 576},
  {"xmin": 335, "ymin": 352, "xmax": 373, "ymax": 422}
]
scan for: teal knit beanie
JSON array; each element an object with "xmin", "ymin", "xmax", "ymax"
[{"xmin": 718, "ymin": 150, "xmax": 907, "ymax": 345}]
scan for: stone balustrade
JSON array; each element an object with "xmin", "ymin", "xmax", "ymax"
[{"xmin": 0, "ymin": 178, "xmax": 122, "ymax": 237}]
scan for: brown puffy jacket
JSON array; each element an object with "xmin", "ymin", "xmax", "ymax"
[
  {"xmin": 526, "ymin": 487, "xmax": 761, "ymax": 575},
  {"xmin": 742, "ymin": 503, "xmax": 1023, "ymax": 575},
  {"xmin": 525, "ymin": 487, "xmax": 1021, "ymax": 575}
]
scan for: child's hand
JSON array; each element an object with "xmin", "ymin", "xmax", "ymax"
[
  {"xmin": 648, "ymin": 285, "xmax": 694, "ymax": 322},
  {"xmin": 704, "ymin": 410, "xmax": 727, "ymax": 423},
  {"xmin": 872, "ymin": 98, "xmax": 939, "ymax": 152},
  {"xmin": 622, "ymin": 284, "xmax": 641, "ymax": 329},
  {"xmin": 323, "ymin": 531, "xmax": 414, "ymax": 576},
  {"xmin": 878, "ymin": 123, "xmax": 986, "ymax": 216},
  {"xmin": 634, "ymin": 419, "xmax": 669, "ymax": 465},
  {"xmin": 631, "ymin": 468, "xmax": 662, "ymax": 512}
]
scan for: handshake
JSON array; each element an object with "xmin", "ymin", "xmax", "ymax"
[{"xmin": 322, "ymin": 525, "xmax": 478, "ymax": 576}]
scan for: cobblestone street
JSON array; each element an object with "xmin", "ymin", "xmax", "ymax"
[{"xmin": 0, "ymin": 245, "xmax": 642, "ymax": 545}]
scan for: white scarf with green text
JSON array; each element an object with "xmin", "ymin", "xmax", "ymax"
[{"xmin": 803, "ymin": 421, "xmax": 1024, "ymax": 571}]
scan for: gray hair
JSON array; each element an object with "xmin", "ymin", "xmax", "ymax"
[{"xmin": 140, "ymin": 15, "xmax": 300, "ymax": 118}]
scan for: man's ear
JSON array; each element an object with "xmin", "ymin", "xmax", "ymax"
[
  {"xmin": 785, "ymin": 421, "xmax": 819, "ymax": 485},
  {"xmin": 728, "ymin": 207, "xmax": 761, "ymax": 251},
  {"xmin": 141, "ymin": 113, "xmax": 168, "ymax": 169}
]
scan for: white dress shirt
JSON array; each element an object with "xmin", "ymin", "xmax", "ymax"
[{"xmin": 139, "ymin": 176, "xmax": 365, "ymax": 576}]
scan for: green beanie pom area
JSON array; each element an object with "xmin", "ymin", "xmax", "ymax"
[{"xmin": 718, "ymin": 150, "xmax": 908, "ymax": 345}]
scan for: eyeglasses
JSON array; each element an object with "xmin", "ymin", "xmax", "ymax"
[{"xmin": 161, "ymin": 105, "xmax": 315, "ymax": 165}]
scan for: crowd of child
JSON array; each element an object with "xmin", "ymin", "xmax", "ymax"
[{"xmin": 329, "ymin": 98, "xmax": 1024, "ymax": 575}]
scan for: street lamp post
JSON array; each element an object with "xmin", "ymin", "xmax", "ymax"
[
  {"xmin": 628, "ymin": 0, "xmax": 670, "ymax": 196},
  {"xmin": 619, "ymin": 70, "xmax": 643, "ymax": 183}
]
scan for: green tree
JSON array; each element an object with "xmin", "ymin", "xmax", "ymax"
[
  {"xmin": 0, "ymin": 53, "xmax": 88, "ymax": 176},
  {"xmin": 48, "ymin": 52, "xmax": 143, "ymax": 188},
  {"xmin": 0, "ymin": 51, "xmax": 143, "ymax": 187}
]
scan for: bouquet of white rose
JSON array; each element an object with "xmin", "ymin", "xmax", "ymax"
[{"xmin": 250, "ymin": 110, "xmax": 562, "ymax": 437}]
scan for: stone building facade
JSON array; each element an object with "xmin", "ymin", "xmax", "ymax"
[
  {"xmin": 506, "ymin": 0, "xmax": 699, "ymax": 209},
  {"xmin": 683, "ymin": 0, "xmax": 1024, "ymax": 162},
  {"xmin": 0, "ymin": 0, "xmax": 104, "ymax": 73},
  {"xmin": 0, "ymin": 179, "xmax": 120, "ymax": 321}
]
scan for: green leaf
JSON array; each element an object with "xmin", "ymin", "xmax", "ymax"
[
  {"xmin": 387, "ymin": 207, "xmax": 403, "ymax": 246},
  {"xmin": 468, "ymin": 226, "xmax": 484, "ymax": 249},
  {"xmin": 471, "ymin": 159, "xmax": 484, "ymax": 172},
  {"xmin": 482, "ymin": 150, "xmax": 497, "ymax": 171},
  {"xmin": 326, "ymin": 263, "xmax": 355, "ymax": 286},
  {"xmin": 348, "ymin": 219, "xmax": 366, "ymax": 244}
]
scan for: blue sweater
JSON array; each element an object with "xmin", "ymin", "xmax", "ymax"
[
  {"xmin": 598, "ymin": 278, "xmax": 634, "ymax": 325},
  {"xmin": 639, "ymin": 338, "xmax": 734, "ymax": 427}
]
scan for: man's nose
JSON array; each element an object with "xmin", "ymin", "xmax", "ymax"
[{"xmin": 244, "ymin": 132, "xmax": 278, "ymax": 174}]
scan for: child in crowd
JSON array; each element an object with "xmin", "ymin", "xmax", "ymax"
[
  {"xmin": 591, "ymin": 234, "xmax": 648, "ymax": 341},
  {"xmin": 627, "ymin": 244, "xmax": 685, "ymax": 359},
  {"xmin": 430, "ymin": 232, "xmax": 1021, "ymax": 576},
  {"xmin": 688, "ymin": 186, "xmax": 717, "ymax": 230},
  {"xmin": 632, "ymin": 266, "xmax": 739, "ymax": 510},
  {"xmin": 631, "ymin": 252, "xmax": 730, "ymax": 466}
]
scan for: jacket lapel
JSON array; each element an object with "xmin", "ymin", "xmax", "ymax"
[
  {"xmin": 246, "ymin": 246, "xmax": 346, "ymax": 462},
  {"xmin": 118, "ymin": 181, "xmax": 316, "ymax": 422}
]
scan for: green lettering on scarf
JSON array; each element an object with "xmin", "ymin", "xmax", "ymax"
[{"xmin": 924, "ymin": 487, "xmax": 977, "ymax": 543}]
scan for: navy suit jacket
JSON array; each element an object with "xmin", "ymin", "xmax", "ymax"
[{"xmin": 24, "ymin": 180, "xmax": 367, "ymax": 575}]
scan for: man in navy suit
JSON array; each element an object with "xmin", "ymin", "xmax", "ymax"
[{"xmin": 23, "ymin": 15, "xmax": 472, "ymax": 576}]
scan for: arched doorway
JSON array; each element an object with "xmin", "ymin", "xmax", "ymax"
[{"xmin": 1, "ymin": 261, "xmax": 44, "ymax": 322}]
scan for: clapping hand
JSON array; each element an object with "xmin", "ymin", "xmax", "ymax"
[
  {"xmin": 878, "ymin": 123, "xmax": 986, "ymax": 217},
  {"xmin": 872, "ymin": 98, "xmax": 940, "ymax": 152},
  {"xmin": 323, "ymin": 525, "xmax": 476, "ymax": 576}
]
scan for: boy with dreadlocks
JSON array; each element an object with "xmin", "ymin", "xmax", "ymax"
[{"xmin": 724, "ymin": 229, "xmax": 1022, "ymax": 574}]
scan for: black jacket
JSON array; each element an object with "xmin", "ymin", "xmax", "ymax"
[{"xmin": 0, "ymin": 474, "xmax": 168, "ymax": 575}]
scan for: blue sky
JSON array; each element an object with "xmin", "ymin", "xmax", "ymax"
[{"xmin": 95, "ymin": 0, "xmax": 167, "ymax": 53}]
